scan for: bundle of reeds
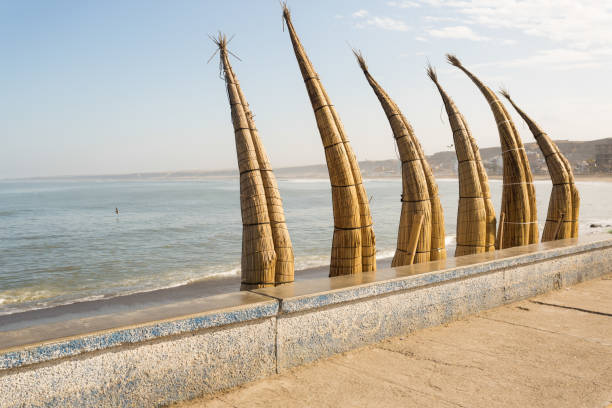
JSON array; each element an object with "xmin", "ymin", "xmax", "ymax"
[
  {"xmin": 447, "ymin": 55, "xmax": 538, "ymax": 249},
  {"xmin": 500, "ymin": 90, "xmax": 579, "ymax": 241},
  {"xmin": 467, "ymin": 118, "xmax": 497, "ymax": 251},
  {"xmin": 354, "ymin": 51, "xmax": 446, "ymax": 265},
  {"xmin": 427, "ymin": 65, "xmax": 495, "ymax": 256},
  {"xmin": 415, "ymin": 123, "xmax": 447, "ymax": 261},
  {"xmin": 214, "ymin": 33, "xmax": 294, "ymax": 287},
  {"xmin": 282, "ymin": 6, "xmax": 375, "ymax": 276},
  {"xmin": 233, "ymin": 69, "xmax": 295, "ymax": 284}
]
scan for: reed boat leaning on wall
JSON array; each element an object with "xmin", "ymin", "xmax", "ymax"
[
  {"xmin": 447, "ymin": 55, "xmax": 538, "ymax": 249},
  {"xmin": 427, "ymin": 65, "xmax": 496, "ymax": 256},
  {"xmin": 214, "ymin": 33, "xmax": 294, "ymax": 288},
  {"xmin": 281, "ymin": 6, "xmax": 375, "ymax": 277},
  {"xmin": 500, "ymin": 90, "xmax": 579, "ymax": 241},
  {"xmin": 354, "ymin": 51, "xmax": 446, "ymax": 265}
]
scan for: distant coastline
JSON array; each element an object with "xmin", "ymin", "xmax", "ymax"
[
  {"xmin": 3, "ymin": 137, "xmax": 610, "ymax": 182},
  {"xmin": 6, "ymin": 173, "xmax": 610, "ymax": 183}
]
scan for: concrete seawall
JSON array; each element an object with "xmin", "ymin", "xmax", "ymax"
[{"xmin": 1, "ymin": 234, "xmax": 611, "ymax": 407}]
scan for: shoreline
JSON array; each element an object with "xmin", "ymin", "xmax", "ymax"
[{"xmin": 0, "ymin": 256, "xmax": 395, "ymax": 332}]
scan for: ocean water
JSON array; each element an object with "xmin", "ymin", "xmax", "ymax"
[{"xmin": 0, "ymin": 178, "xmax": 610, "ymax": 315}]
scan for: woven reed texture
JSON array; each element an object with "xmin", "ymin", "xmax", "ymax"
[
  {"xmin": 501, "ymin": 91, "xmax": 579, "ymax": 241},
  {"xmin": 463, "ymin": 116, "xmax": 497, "ymax": 251},
  {"xmin": 216, "ymin": 34, "xmax": 282, "ymax": 288},
  {"xmin": 319, "ymin": 83, "xmax": 376, "ymax": 272},
  {"xmin": 283, "ymin": 7, "xmax": 375, "ymax": 276},
  {"xmin": 497, "ymin": 97, "xmax": 539, "ymax": 244},
  {"xmin": 447, "ymin": 55, "xmax": 537, "ymax": 249},
  {"xmin": 497, "ymin": 212, "xmax": 505, "ymax": 249},
  {"xmin": 397, "ymin": 160, "xmax": 433, "ymax": 265},
  {"xmin": 232, "ymin": 74, "xmax": 295, "ymax": 284},
  {"xmin": 412, "ymin": 131, "xmax": 447, "ymax": 261},
  {"xmin": 428, "ymin": 66, "xmax": 490, "ymax": 256},
  {"xmin": 354, "ymin": 52, "xmax": 446, "ymax": 265},
  {"xmin": 395, "ymin": 108, "xmax": 447, "ymax": 261},
  {"xmin": 406, "ymin": 213, "xmax": 425, "ymax": 264}
]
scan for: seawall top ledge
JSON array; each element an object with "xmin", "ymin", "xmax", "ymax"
[
  {"xmin": 253, "ymin": 234, "xmax": 612, "ymax": 314},
  {"xmin": 0, "ymin": 291, "xmax": 277, "ymax": 370}
]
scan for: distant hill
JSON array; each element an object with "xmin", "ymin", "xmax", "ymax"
[
  {"xmin": 13, "ymin": 138, "xmax": 612, "ymax": 181},
  {"xmin": 274, "ymin": 137, "xmax": 612, "ymax": 179},
  {"xmin": 426, "ymin": 137, "xmax": 612, "ymax": 177}
]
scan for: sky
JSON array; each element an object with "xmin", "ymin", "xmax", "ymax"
[{"xmin": 1, "ymin": 0, "xmax": 611, "ymax": 179}]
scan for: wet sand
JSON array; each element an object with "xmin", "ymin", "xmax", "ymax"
[{"xmin": 0, "ymin": 257, "xmax": 394, "ymax": 332}]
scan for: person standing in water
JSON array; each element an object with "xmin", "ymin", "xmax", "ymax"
[{"xmin": 115, "ymin": 207, "xmax": 119, "ymax": 215}]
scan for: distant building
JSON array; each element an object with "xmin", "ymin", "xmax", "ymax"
[
  {"xmin": 595, "ymin": 144, "xmax": 612, "ymax": 173},
  {"xmin": 483, "ymin": 155, "xmax": 503, "ymax": 175},
  {"xmin": 523, "ymin": 150, "xmax": 548, "ymax": 174}
]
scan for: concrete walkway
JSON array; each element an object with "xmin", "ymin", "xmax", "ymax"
[{"xmin": 174, "ymin": 275, "xmax": 612, "ymax": 408}]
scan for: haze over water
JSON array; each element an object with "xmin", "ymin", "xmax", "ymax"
[{"xmin": 1, "ymin": 178, "xmax": 610, "ymax": 315}]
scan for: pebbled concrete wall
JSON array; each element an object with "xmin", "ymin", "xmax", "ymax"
[
  {"xmin": 1, "ymin": 235, "xmax": 610, "ymax": 407},
  {"xmin": 0, "ymin": 318, "xmax": 276, "ymax": 407},
  {"xmin": 274, "ymin": 246, "xmax": 611, "ymax": 371}
]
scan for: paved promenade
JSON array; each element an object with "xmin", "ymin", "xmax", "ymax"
[{"xmin": 174, "ymin": 274, "xmax": 612, "ymax": 408}]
